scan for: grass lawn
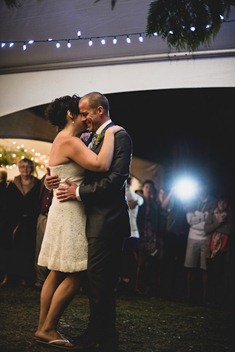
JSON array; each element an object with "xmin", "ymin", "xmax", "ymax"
[{"xmin": 0, "ymin": 287, "xmax": 234, "ymax": 352}]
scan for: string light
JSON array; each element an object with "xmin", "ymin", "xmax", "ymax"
[
  {"xmin": 0, "ymin": 18, "xmax": 233, "ymax": 51},
  {"xmin": 0, "ymin": 32, "xmax": 148, "ymax": 50},
  {"xmin": 139, "ymin": 34, "xmax": 144, "ymax": 42},
  {"xmin": 0, "ymin": 140, "xmax": 50, "ymax": 174}
]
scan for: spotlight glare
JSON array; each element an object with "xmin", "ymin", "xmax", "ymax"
[{"xmin": 173, "ymin": 177, "xmax": 198, "ymax": 201}]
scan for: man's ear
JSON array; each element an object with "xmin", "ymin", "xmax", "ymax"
[{"xmin": 97, "ymin": 106, "xmax": 104, "ymax": 115}]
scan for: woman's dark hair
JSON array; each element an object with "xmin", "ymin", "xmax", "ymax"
[{"xmin": 45, "ymin": 94, "xmax": 80, "ymax": 130}]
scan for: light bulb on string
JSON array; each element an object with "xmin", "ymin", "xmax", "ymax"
[{"xmin": 139, "ymin": 34, "xmax": 144, "ymax": 42}]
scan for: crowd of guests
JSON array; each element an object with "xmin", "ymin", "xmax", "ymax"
[
  {"xmin": 1, "ymin": 163, "xmax": 235, "ymax": 309},
  {"xmin": 118, "ymin": 177, "xmax": 235, "ymax": 309},
  {"xmin": 0, "ymin": 159, "xmax": 51, "ymax": 290}
]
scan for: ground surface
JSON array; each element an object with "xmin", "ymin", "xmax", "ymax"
[{"xmin": 0, "ymin": 287, "xmax": 234, "ymax": 352}]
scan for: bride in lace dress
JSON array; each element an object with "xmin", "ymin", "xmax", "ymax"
[{"xmin": 35, "ymin": 94, "xmax": 123, "ymax": 348}]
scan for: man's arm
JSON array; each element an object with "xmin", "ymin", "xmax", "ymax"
[
  {"xmin": 55, "ymin": 130, "xmax": 132, "ymax": 203},
  {"xmin": 79, "ymin": 131, "xmax": 132, "ymax": 203}
]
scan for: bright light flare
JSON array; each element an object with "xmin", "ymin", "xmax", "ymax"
[{"xmin": 173, "ymin": 177, "xmax": 198, "ymax": 200}]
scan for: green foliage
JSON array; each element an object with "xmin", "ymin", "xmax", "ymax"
[
  {"xmin": 146, "ymin": 0, "xmax": 234, "ymax": 51},
  {"xmin": 0, "ymin": 145, "xmax": 41, "ymax": 175},
  {"xmin": 96, "ymin": 0, "xmax": 234, "ymax": 50}
]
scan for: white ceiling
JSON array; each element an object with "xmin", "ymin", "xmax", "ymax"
[{"xmin": 0, "ymin": 0, "xmax": 235, "ymax": 74}]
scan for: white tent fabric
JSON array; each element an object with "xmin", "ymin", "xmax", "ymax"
[{"xmin": 0, "ymin": 0, "xmax": 234, "ymax": 188}]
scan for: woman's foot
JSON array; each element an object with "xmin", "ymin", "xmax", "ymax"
[{"xmin": 35, "ymin": 329, "xmax": 67, "ymax": 344}]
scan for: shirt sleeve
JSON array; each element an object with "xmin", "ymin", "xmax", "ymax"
[{"xmin": 76, "ymin": 185, "xmax": 82, "ymax": 201}]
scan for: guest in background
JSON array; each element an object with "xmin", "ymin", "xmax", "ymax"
[
  {"xmin": 0, "ymin": 169, "xmax": 8, "ymax": 187},
  {"xmin": 0, "ymin": 169, "xmax": 8, "ymax": 285},
  {"xmin": 118, "ymin": 176, "xmax": 144, "ymax": 296},
  {"xmin": 0, "ymin": 169, "xmax": 8, "ymax": 219},
  {"xmin": 34, "ymin": 174, "xmax": 53, "ymax": 291},
  {"xmin": 184, "ymin": 181, "xmax": 217, "ymax": 304},
  {"xmin": 205, "ymin": 196, "xmax": 233, "ymax": 307},
  {"xmin": 160, "ymin": 186, "xmax": 189, "ymax": 300},
  {"xmin": 0, "ymin": 158, "xmax": 40, "ymax": 288},
  {"xmin": 136, "ymin": 179, "xmax": 162, "ymax": 296}
]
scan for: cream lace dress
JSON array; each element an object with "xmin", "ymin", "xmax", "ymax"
[{"xmin": 38, "ymin": 162, "xmax": 88, "ymax": 273}]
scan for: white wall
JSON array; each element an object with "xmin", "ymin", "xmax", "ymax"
[{"xmin": 0, "ymin": 55, "xmax": 235, "ymax": 117}]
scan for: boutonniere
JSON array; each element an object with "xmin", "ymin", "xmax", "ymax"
[
  {"xmin": 80, "ymin": 132, "xmax": 92, "ymax": 144},
  {"xmin": 94, "ymin": 133, "xmax": 102, "ymax": 145}
]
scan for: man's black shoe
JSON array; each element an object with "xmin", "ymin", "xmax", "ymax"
[
  {"xmin": 72, "ymin": 330, "xmax": 119, "ymax": 352},
  {"xmin": 71, "ymin": 330, "xmax": 98, "ymax": 349}
]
